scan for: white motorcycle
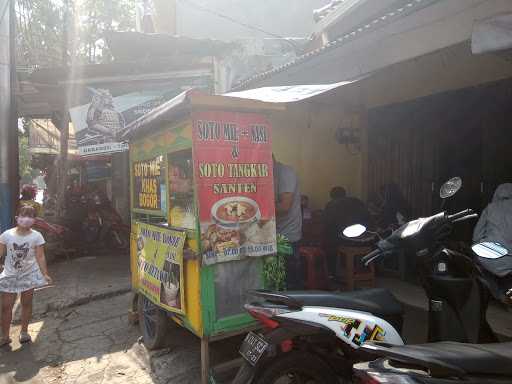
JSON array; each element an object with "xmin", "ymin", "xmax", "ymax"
[{"xmin": 232, "ymin": 178, "xmax": 500, "ymax": 384}]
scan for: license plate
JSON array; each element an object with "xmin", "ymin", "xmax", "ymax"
[{"xmin": 239, "ymin": 332, "xmax": 269, "ymax": 366}]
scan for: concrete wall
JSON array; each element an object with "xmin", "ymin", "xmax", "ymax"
[
  {"xmin": 265, "ymin": 35, "xmax": 512, "ymax": 211},
  {"xmin": 270, "ymin": 103, "xmax": 364, "ymax": 210},
  {"xmin": 242, "ymin": 0, "xmax": 512, "ymax": 214},
  {"xmin": 361, "ymin": 42, "xmax": 512, "ymax": 109}
]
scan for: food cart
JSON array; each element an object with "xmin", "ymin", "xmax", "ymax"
[{"xmin": 125, "ymin": 90, "xmax": 286, "ymax": 383}]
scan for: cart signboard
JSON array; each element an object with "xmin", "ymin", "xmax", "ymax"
[
  {"xmin": 136, "ymin": 222, "xmax": 186, "ymax": 314},
  {"xmin": 192, "ymin": 111, "xmax": 276, "ymax": 265},
  {"xmin": 133, "ymin": 155, "xmax": 164, "ymax": 211}
]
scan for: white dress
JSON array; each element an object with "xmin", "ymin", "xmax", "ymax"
[{"xmin": 0, "ymin": 228, "xmax": 47, "ymax": 293}]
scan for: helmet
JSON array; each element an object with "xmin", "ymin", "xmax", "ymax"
[{"xmin": 21, "ymin": 184, "xmax": 37, "ymax": 200}]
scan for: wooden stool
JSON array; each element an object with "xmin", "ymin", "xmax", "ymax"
[{"xmin": 337, "ymin": 245, "xmax": 376, "ymax": 291}]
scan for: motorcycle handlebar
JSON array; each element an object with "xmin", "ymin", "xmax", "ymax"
[
  {"xmin": 452, "ymin": 213, "xmax": 479, "ymax": 223},
  {"xmin": 361, "ymin": 208, "xmax": 478, "ymax": 266},
  {"xmin": 447, "ymin": 209, "xmax": 474, "ymax": 221},
  {"xmin": 361, "ymin": 249, "xmax": 382, "ymax": 266}
]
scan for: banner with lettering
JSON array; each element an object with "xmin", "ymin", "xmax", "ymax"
[
  {"xmin": 136, "ymin": 222, "xmax": 186, "ymax": 314},
  {"xmin": 133, "ymin": 155, "xmax": 164, "ymax": 211},
  {"xmin": 192, "ymin": 111, "xmax": 276, "ymax": 265}
]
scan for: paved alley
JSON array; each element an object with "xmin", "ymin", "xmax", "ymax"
[
  {"xmin": 1, "ymin": 256, "xmax": 509, "ymax": 384},
  {"xmin": 0, "ymin": 255, "xmax": 237, "ymax": 384},
  {"xmin": 0, "ymin": 292, "xmax": 204, "ymax": 384}
]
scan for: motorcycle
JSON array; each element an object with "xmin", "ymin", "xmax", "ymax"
[
  {"xmin": 353, "ymin": 339, "xmax": 512, "ymax": 383},
  {"xmin": 33, "ymin": 217, "xmax": 74, "ymax": 258},
  {"xmin": 82, "ymin": 196, "xmax": 129, "ymax": 252},
  {"xmin": 232, "ymin": 178, "xmax": 499, "ymax": 384},
  {"xmin": 353, "ymin": 242, "xmax": 512, "ymax": 384}
]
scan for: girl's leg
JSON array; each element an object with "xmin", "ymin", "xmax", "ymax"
[
  {"xmin": 1, "ymin": 292, "xmax": 16, "ymax": 342},
  {"xmin": 20, "ymin": 289, "xmax": 34, "ymax": 334}
]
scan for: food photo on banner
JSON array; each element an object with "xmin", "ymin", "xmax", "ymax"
[
  {"xmin": 136, "ymin": 223, "xmax": 186, "ymax": 313},
  {"xmin": 192, "ymin": 111, "xmax": 277, "ymax": 265},
  {"xmin": 70, "ymin": 88, "xmax": 178, "ymax": 156}
]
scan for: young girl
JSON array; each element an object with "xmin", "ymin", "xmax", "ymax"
[{"xmin": 0, "ymin": 205, "xmax": 52, "ymax": 347}]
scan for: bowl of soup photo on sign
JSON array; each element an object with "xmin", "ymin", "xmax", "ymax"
[{"xmin": 211, "ymin": 197, "xmax": 261, "ymax": 227}]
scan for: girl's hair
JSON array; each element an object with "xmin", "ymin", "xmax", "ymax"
[{"xmin": 18, "ymin": 205, "xmax": 37, "ymax": 218}]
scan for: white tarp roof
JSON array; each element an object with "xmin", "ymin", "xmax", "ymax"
[
  {"xmin": 472, "ymin": 13, "xmax": 512, "ymax": 54},
  {"xmin": 223, "ymin": 79, "xmax": 359, "ymax": 103}
]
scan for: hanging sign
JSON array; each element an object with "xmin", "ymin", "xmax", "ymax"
[
  {"xmin": 192, "ymin": 111, "xmax": 276, "ymax": 265},
  {"xmin": 136, "ymin": 222, "xmax": 186, "ymax": 314},
  {"xmin": 79, "ymin": 142, "xmax": 129, "ymax": 156},
  {"xmin": 132, "ymin": 155, "xmax": 164, "ymax": 211}
]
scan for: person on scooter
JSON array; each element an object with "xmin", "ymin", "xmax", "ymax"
[
  {"xmin": 473, "ymin": 183, "xmax": 512, "ymax": 303},
  {"xmin": 19, "ymin": 184, "xmax": 42, "ymax": 217}
]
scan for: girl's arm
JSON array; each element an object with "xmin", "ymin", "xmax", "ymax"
[{"xmin": 35, "ymin": 245, "xmax": 52, "ymax": 284}]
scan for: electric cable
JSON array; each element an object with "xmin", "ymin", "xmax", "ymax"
[{"xmin": 176, "ymin": 0, "xmax": 298, "ymax": 49}]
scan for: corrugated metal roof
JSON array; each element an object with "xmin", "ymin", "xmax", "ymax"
[{"xmin": 232, "ymin": 0, "xmax": 439, "ymax": 91}]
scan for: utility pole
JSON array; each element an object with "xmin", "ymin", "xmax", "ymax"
[
  {"xmin": 56, "ymin": 1, "xmax": 71, "ymax": 217},
  {"xmin": 0, "ymin": 0, "xmax": 18, "ymax": 232},
  {"xmin": 153, "ymin": 0, "xmax": 176, "ymax": 35}
]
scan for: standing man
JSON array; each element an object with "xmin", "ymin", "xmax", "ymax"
[{"xmin": 273, "ymin": 155, "xmax": 304, "ymax": 290}]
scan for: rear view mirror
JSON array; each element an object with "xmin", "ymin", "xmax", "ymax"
[
  {"xmin": 343, "ymin": 224, "xmax": 367, "ymax": 238},
  {"xmin": 440, "ymin": 177, "xmax": 462, "ymax": 199},
  {"xmin": 472, "ymin": 242, "xmax": 508, "ymax": 259}
]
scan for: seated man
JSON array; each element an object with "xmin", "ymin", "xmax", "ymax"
[{"xmin": 323, "ymin": 186, "xmax": 370, "ymax": 277}]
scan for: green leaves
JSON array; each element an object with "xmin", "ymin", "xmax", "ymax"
[
  {"xmin": 263, "ymin": 234, "xmax": 291, "ymax": 291},
  {"xmin": 15, "ymin": 0, "xmax": 136, "ymax": 66}
]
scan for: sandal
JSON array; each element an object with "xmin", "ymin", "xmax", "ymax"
[
  {"xmin": 0, "ymin": 337, "xmax": 11, "ymax": 347},
  {"xmin": 19, "ymin": 332, "xmax": 31, "ymax": 344}
]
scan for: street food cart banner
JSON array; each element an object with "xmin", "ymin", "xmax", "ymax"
[
  {"xmin": 132, "ymin": 155, "xmax": 164, "ymax": 212},
  {"xmin": 136, "ymin": 222, "xmax": 186, "ymax": 314},
  {"xmin": 192, "ymin": 111, "xmax": 276, "ymax": 265}
]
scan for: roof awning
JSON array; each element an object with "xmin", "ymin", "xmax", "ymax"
[
  {"xmin": 223, "ymin": 79, "xmax": 361, "ymax": 103},
  {"xmin": 122, "ymin": 78, "xmax": 365, "ymax": 140}
]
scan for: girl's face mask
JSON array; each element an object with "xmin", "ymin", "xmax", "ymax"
[{"xmin": 17, "ymin": 216, "xmax": 35, "ymax": 229}]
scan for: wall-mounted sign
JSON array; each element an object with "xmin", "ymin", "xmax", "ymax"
[
  {"xmin": 70, "ymin": 89, "xmax": 177, "ymax": 156},
  {"xmin": 192, "ymin": 110, "xmax": 276, "ymax": 265},
  {"xmin": 133, "ymin": 155, "xmax": 164, "ymax": 211}
]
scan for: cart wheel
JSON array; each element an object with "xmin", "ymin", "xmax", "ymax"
[{"xmin": 138, "ymin": 295, "xmax": 169, "ymax": 350}]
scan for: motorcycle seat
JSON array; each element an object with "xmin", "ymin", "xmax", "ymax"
[
  {"xmin": 281, "ymin": 288, "xmax": 403, "ymax": 317},
  {"xmin": 370, "ymin": 341, "xmax": 512, "ymax": 377}
]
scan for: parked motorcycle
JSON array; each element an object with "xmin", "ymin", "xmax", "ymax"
[
  {"xmin": 353, "ymin": 240, "xmax": 512, "ymax": 383},
  {"xmin": 354, "ymin": 337, "xmax": 512, "ymax": 383},
  {"xmin": 82, "ymin": 194, "xmax": 129, "ymax": 252},
  {"xmin": 33, "ymin": 217, "xmax": 73, "ymax": 258},
  {"xmin": 232, "ymin": 178, "xmax": 501, "ymax": 384}
]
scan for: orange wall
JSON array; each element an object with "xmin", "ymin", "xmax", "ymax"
[{"xmin": 271, "ymin": 103, "xmax": 364, "ymax": 210}]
